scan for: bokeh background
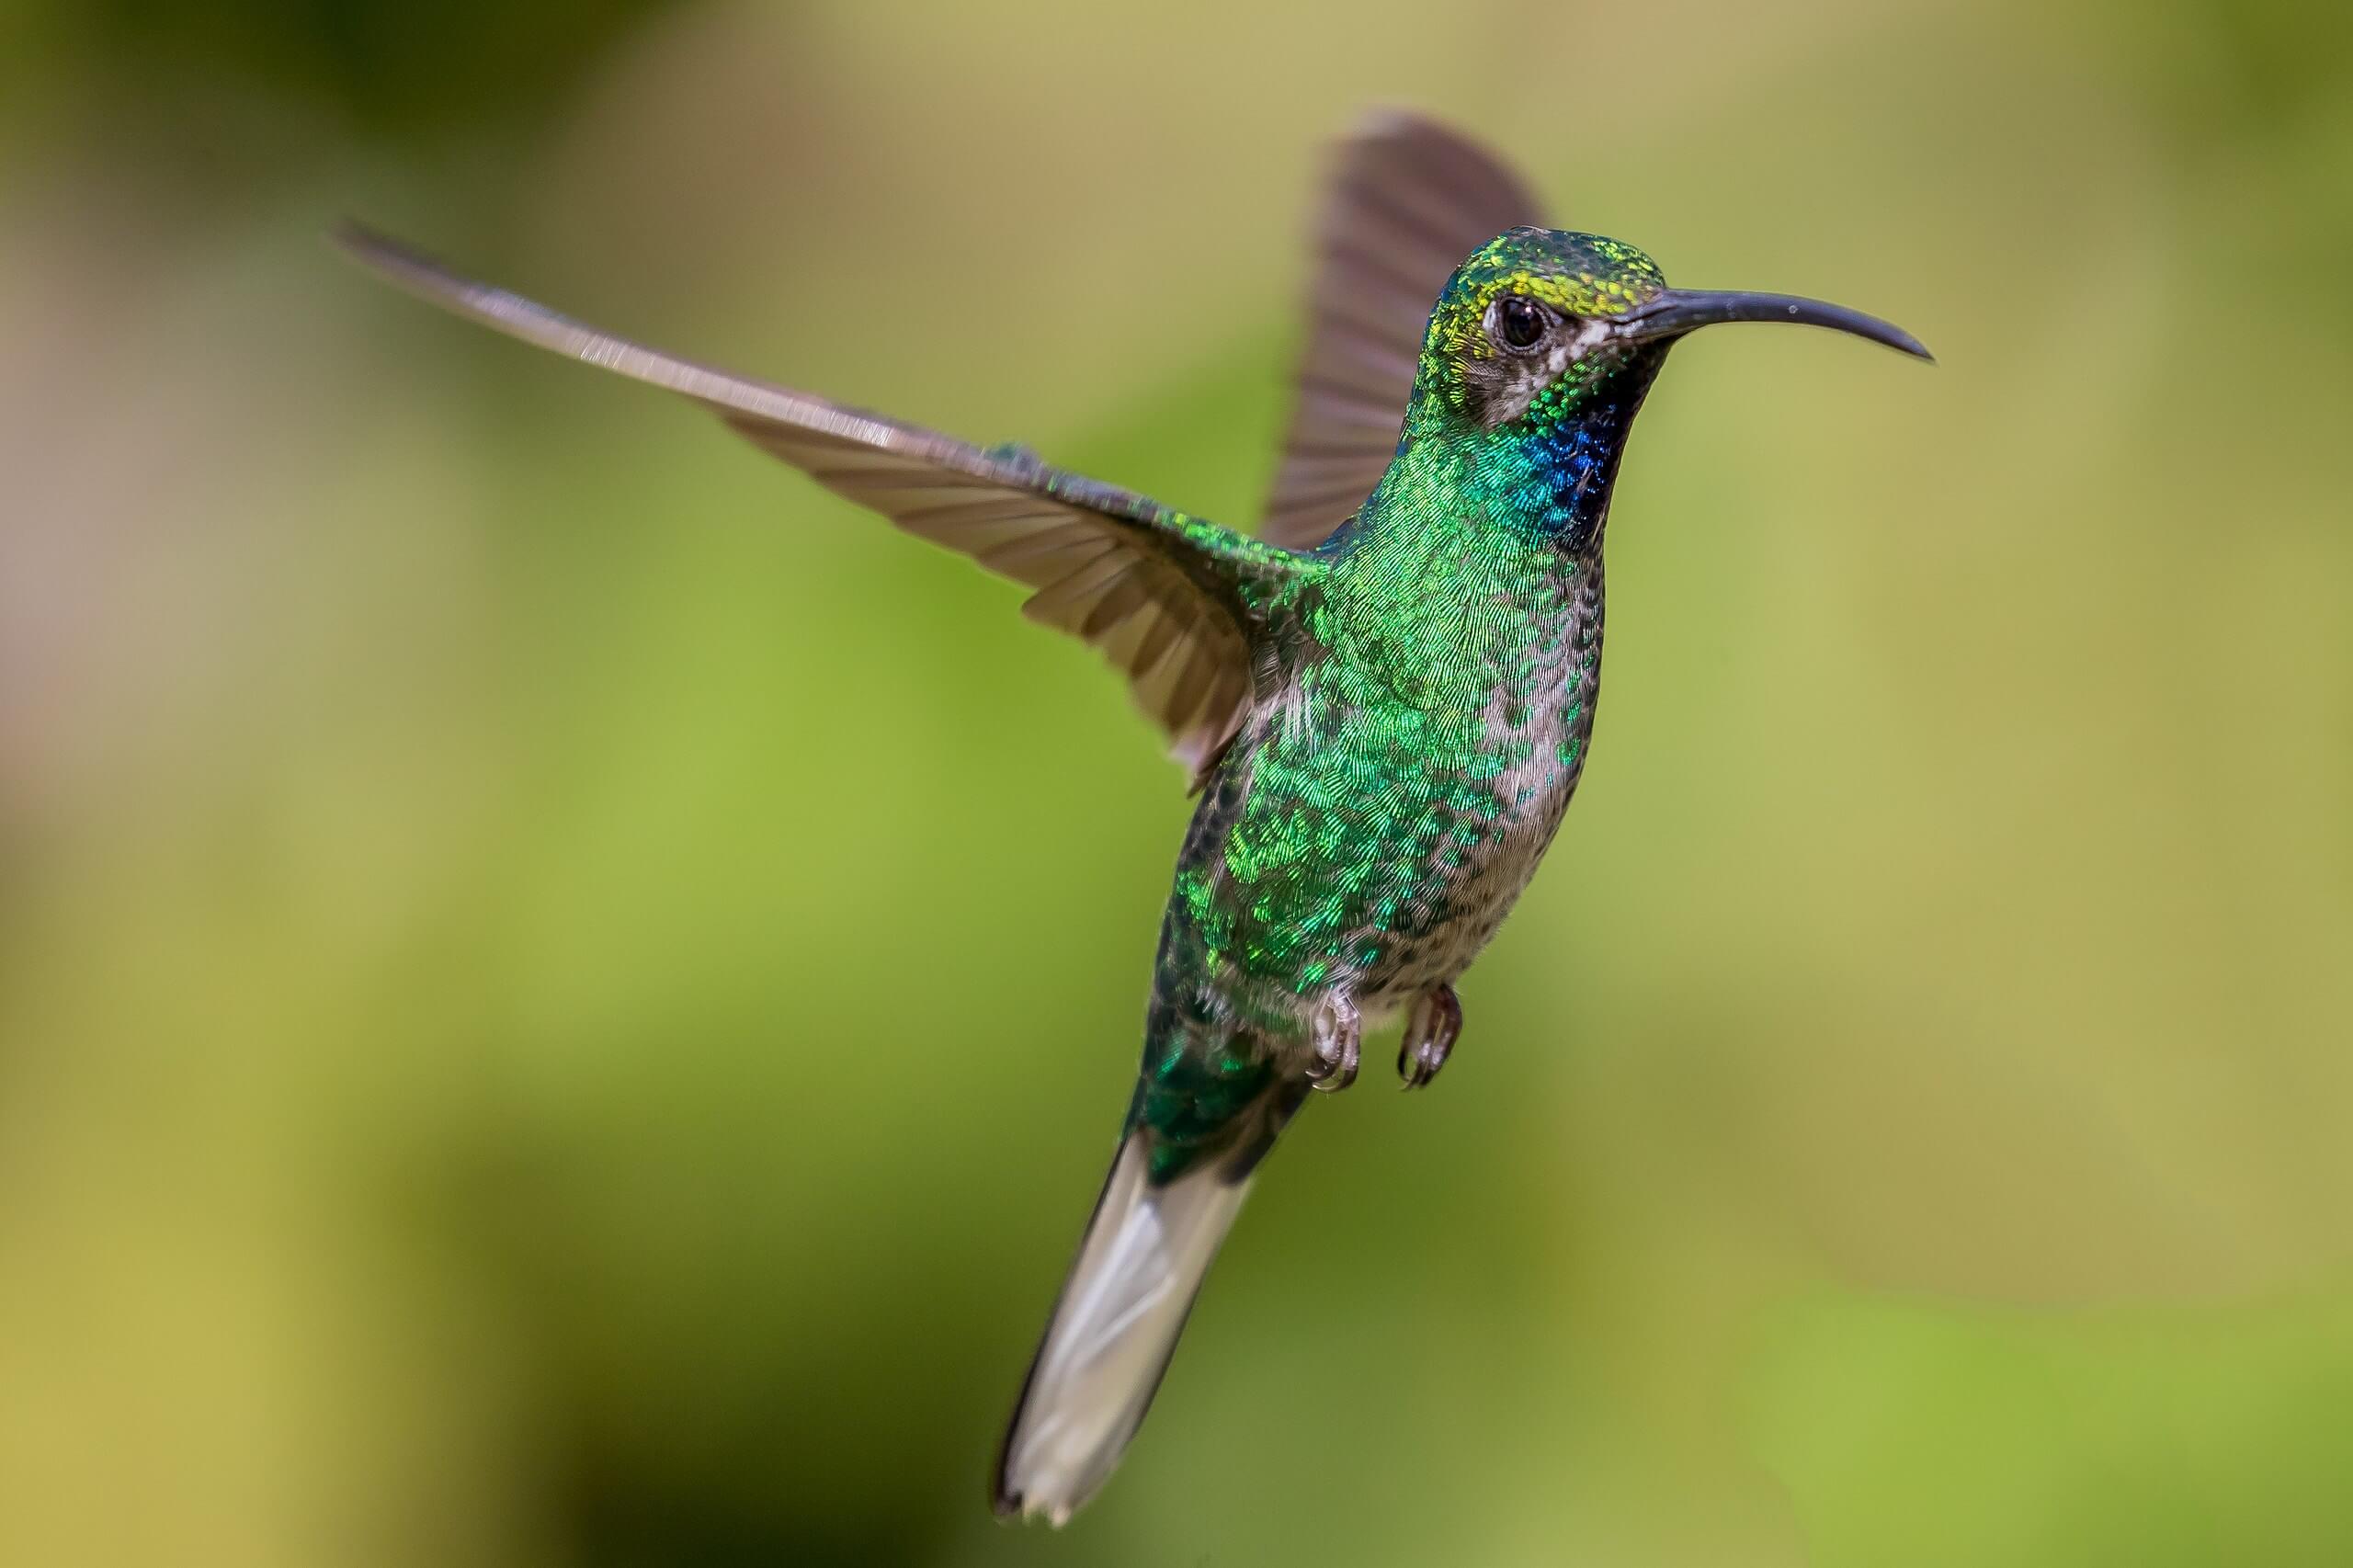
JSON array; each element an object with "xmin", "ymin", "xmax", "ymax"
[{"xmin": 5, "ymin": 1, "xmax": 2352, "ymax": 1563}]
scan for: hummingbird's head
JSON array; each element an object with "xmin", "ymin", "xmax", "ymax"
[
  {"xmin": 1391, "ymin": 226, "xmax": 1927, "ymax": 549},
  {"xmin": 1415, "ymin": 226, "xmax": 1929, "ymax": 435}
]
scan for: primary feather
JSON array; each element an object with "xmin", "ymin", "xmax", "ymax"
[
  {"xmin": 1258, "ymin": 110, "xmax": 1542, "ymax": 548},
  {"xmin": 333, "ymin": 222, "xmax": 1307, "ymax": 783}
]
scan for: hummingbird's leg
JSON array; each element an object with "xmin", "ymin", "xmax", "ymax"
[
  {"xmin": 1397, "ymin": 984, "xmax": 1461, "ymax": 1090},
  {"xmin": 1306, "ymin": 994, "xmax": 1361, "ymax": 1093}
]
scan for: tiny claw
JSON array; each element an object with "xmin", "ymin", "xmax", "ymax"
[
  {"xmin": 1397, "ymin": 985, "xmax": 1461, "ymax": 1091},
  {"xmin": 1307, "ymin": 994, "xmax": 1362, "ymax": 1094}
]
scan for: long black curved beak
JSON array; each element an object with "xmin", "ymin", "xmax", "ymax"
[{"xmin": 1615, "ymin": 289, "xmax": 1932, "ymax": 361}]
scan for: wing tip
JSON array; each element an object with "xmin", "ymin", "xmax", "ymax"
[
  {"xmin": 327, "ymin": 217, "xmax": 535, "ymax": 340},
  {"xmin": 328, "ymin": 217, "xmax": 449, "ymax": 295},
  {"xmin": 1342, "ymin": 105, "xmax": 1513, "ymax": 170},
  {"xmin": 325, "ymin": 214, "xmax": 392, "ymax": 260},
  {"xmin": 1349, "ymin": 103, "xmax": 1449, "ymax": 143}
]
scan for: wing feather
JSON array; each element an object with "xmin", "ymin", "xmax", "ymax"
[
  {"xmin": 1259, "ymin": 111, "xmax": 1544, "ymax": 549},
  {"xmin": 335, "ymin": 222, "xmax": 1309, "ymax": 782}
]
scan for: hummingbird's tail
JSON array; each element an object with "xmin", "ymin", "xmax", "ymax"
[{"xmin": 993, "ymin": 1093, "xmax": 1302, "ymax": 1526}]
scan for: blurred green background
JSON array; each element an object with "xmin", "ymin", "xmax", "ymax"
[{"xmin": 4, "ymin": 1, "xmax": 2351, "ymax": 1563}]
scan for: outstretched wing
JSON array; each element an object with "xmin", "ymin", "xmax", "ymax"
[
  {"xmin": 1259, "ymin": 111, "xmax": 1545, "ymax": 549},
  {"xmin": 336, "ymin": 223, "xmax": 1306, "ymax": 783}
]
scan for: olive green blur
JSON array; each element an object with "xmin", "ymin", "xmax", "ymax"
[{"xmin": 3, "ymin": 2, "xmax": 2350, "ymax": 1564}]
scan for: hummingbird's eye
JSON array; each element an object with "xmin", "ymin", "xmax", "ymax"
[{"xmin": 1491, "ymin": 296, "xmax": 1550, "ymax": 353}]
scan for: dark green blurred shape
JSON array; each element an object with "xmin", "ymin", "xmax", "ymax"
[{"xmin": 33, "ymin": 0, "xmax": 673, "ymax": 131}]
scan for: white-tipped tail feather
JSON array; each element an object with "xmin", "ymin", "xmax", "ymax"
[{"xmin": 994, "ymin": 1131, "xmax": 1258, "ymax": 1525}]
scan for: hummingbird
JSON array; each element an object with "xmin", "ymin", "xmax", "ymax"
[{"xmin": 337, "ymin": 110, "xmax": 1927, "ymax": 1527}]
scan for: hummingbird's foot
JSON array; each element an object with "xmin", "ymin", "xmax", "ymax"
[
  {"xmin": 1397, "ymin": 984, "xmax": 1461, "ymax": 1090},
  {"xmin": 1306, "ymin": 994, "xmax": 1361, "ymax": 1093}
]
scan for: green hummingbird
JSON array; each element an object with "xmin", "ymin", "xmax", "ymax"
[{"xmin": 338, "ymin": 110, "xmax": 1927, "ymax": 1527}]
